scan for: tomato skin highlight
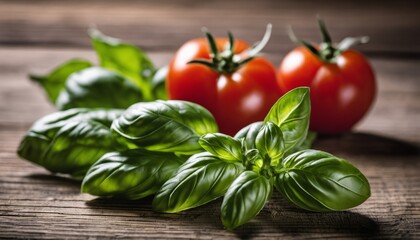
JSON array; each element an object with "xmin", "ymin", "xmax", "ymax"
[
  {"xmin": 167, "ymin": 38, "xmax": 282, "ymax": 136},
  {"xmin": 278, "ymin": 47, "xmax": 376, "ymax": 134}
]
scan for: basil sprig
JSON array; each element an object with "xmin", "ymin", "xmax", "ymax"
[
  {"xmin": 29, "ymin": 30, "xmax": 167, "ymax": 109},
  {"xmin": 153, "ymin": 87, "xmax": 370, "ymax": 229}
]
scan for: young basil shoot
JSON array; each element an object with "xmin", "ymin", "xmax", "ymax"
[{"xmin": 152, "ymin": 87, "xmax": 370, "ymax": 230}]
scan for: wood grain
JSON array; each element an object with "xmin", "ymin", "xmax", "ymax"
[
  {"xmin": 0, "ymin": 0, "xmax": 419, "ymax": 57},
  {"xmin": 0, "ymin": 0, "xmax": 419, "ymax": 239}
]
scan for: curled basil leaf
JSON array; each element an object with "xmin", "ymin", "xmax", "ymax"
[
  {"xmin": 17, "ymin": 109, "xmax": 125, "ymax": 179},
  {"xmin": 265, "ymin": 87, "xmax": 310, "ymax": 153},
  {"xmin": 275, "ymin": 149, "xmax": 371, "ymax": 212},
  {"xmin": 112, "ymin": 100, "xmax": 218, "ymax": 155},
  {"xmin": 255, "ymin": 122, "xmax": 284, "ymax": 166},
  {"xmin": 30, "ymin": 59, "xmax": 93, "ymax": 103},
  {"xmin": 90, "ymin": 29, "xmax": 155, "ymax": 100},
  {"xmin": 153, "ymin": 152, "xmax": 245, "ymax": 213},
  {"xmin": 234, "ymin": 121, "xmax": 264, "ymax": 150},
  {"xmin": 82, "ymin": 149, "xmax": 184, "ymax": 199},
  {"xmin": 56, "ymin": 67, "xmax": 143, "ymax": 110},
  {"xmin": 221, "ymin": 171, "xmax": 272, "ymax": 230},
  {"xmin": 199, "ymin": 133, "xmax": 242, "ymax": 161}
]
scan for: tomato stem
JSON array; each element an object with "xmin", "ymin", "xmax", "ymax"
[
  {"xmin": 188, "ymin": 24, "xmax": 272, "ymax": 74},
  {"xmin": 288, "ymin": 17, "xmax": 369, "ymax": 63}
]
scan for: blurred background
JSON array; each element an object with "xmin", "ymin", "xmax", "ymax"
[{"xmin": 1, "ymin": 0, "xmax": 419, "ymax": 59}]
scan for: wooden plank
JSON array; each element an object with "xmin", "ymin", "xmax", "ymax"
[
  {"xmin": 0, "ymin": 0, "xmax": 419, "ymax": 56},
  {"xmin": 0, "ymin": 46, "xmax": 419, "ymax": 238},
  {"xmin": 0, "ymin": 160, "xmax": 419, "ymax": 239}
]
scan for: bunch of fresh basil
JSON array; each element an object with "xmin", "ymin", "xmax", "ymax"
[
  {"xmin": 17, "ymin": 30, "xmax": 370, "ymax": 230},
  {"xmin": 152, "ymin": 88, "xmax": 370, "ymax": 229}
]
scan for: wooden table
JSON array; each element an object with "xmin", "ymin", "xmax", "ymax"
[{"xmin": 1, "ymin": 1, "xmax": 419, "ymax": 239}]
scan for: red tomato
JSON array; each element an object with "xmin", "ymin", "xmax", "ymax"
[
  {"xmin": 167, "ymin": 34, "xmax": 282, "ymax": 136},
  {"xmin": 278, "ymin": 46, "xmax": 376, "ymax": 134},
  {"xmin": 277, "ymin": 19, "xmax": 376, "ymax": 134}
]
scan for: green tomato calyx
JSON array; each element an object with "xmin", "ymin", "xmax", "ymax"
[
  {"xmin": 188, "ymin": 24, "xmax": 272, "ymax": 74},
  {"xmin": 288, "ymin": 17, "xmax": 369, "ymax": 63}
]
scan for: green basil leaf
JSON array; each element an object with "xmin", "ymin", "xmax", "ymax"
[
  {"xmin": 112, "ymin": 100, "xmax": 218, "ymax": 155},
  {"xmin": 234, "ymin": 121, "xmax": 264, "ymax": 151},
  {"xmin": 244, "ymin": 149, "xmax": 264, "ymax": 172},
  {"xmin": 90, "ymin": 29, "xmax": 155, "ymax": 100},
  {"xmin": 17, "ymin": 109, "xmax": 125, "ymax": 179},
  {"xmin": 56, "ymin": 67, "xmax": 143, "ymax": 110},
  {"xmin": 199, "ymin": 133, "xmax": 242, "ymax": 161},
  {"xmin": 221, "ymin": 171, "xmax": 272, "ymax": 230},
  {"xmin": 275, "ymin": 149, "xmax": 371, "ymax": 211},
  {"xmin": 255, "ymin": 122, "xmax": 284, "ymax": 166},
  {"xmin": 151, "ymin": 65, "xmax": 168, "ymax": 100},
  {"xmin": 153, "ymin": 152, "xmax": 245, "ymax": 213},
  {"xmin": 30, "ymin": 59, "xmax": 92, "ymax": 102},
  {"xmin": 265, "ymin": 87, "xmax": 310, "ymax": 153},
  {"xmin": 81, "ymin": 149, "xmax": 184, "ymax": 199}
]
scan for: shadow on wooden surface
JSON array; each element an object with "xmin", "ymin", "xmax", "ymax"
[
  {"xmin": 86, "ymin": 196, "xmax": 154, "ymax": 209},
  {"xmin": 314, "ymin": 132, "xmax": 419, "ymax": 157},
  {"xmin": 84, "ymin": 193, "xmax": 380, "ymax": 238},
  {"xmin": 27, "ymin": 173, "xmax": 81, "ymax": 187},
  {"xmin": 236, "ymin": 212, "xmax": 379, "ymax": 239}
]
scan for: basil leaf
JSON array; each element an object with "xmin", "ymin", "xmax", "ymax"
[
  {"xmin": 199, "ymin": 133, "xmax": 242, "ymax": 161},
  {"xmin": 112, "ymin": 100, "xmax": 218, "ymax": 155},
  {"xmin": 82, "ymin": 149, "xmax": 184, "ymax": 199},
  {"xmin": 90, "ymin": 29, "xmax": 155, "ymax": 100},
  {"xmin": 153, "ymin": 152, "xmax": 245, "ymax": 213},
  {"xmin": 255, "ymin": 122, "xmax": 284, "ymax": 166},
  {"xmin": 56, "ymin": 67, "xmax": 143, "ymax": 110},
  {"xmin": 265, "ymin": 87, "xmax": 310, "ymax": 153},
  {"xmin": 17, "ymin": 109, "xmax": 125, "ymax": 179},
  {"xmin": 244, "ymin": 149, "xmax": 264, "ymax": 172},
  {"xmin": 234, "ymin": 121, "xmax": 264, "ymax": 150},
  {"xmin": 151, "ymin": 65, "xmax": 168, "ymax": 100},
  {"xmin": 30, "ymin": 59, "xmax": 92, "ymax": 102},
  {"xmin": 221, "ymin": 171, "xmax": 272, "ymax": 230},
  {"xmin": 275, "ymin": 149, "xmax": 371, "ymax": 211}
]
